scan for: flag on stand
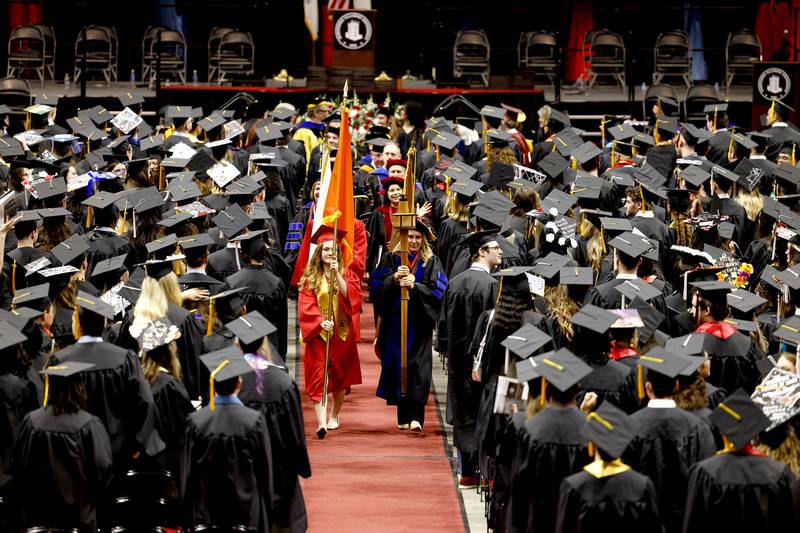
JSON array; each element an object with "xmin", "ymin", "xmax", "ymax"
[
  {"xmin": 313, "ymin": 99, "xmax": 355, "ymax": 268},
  {"xmin": 304, "ymin": 0, "xmax": 319, "ymax": 41}
]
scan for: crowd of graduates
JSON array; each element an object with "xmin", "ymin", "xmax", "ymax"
[{"xmin": 2, "ymin": 86, "xmax": 800, "ymax": 532}]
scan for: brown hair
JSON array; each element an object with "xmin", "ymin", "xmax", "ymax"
[
  {"xmin": 544, "ymin": 284, "xmax": 580, "ymax": 342},
  {"xmin": 142, "ymin": 342, "xmax": 182, "ymax": 384},
  {"xmin": 674, "ymin": 375, "xmax": 709, "ymax": 411},
  {"xmin": 300, "ymin": 242, "xmax": 344, "ymax": 293}
]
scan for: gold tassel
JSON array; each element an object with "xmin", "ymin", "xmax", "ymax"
[
  {"xmin": 435, "ymin": 146, "xmax": 440, "ymax": 162},
  {"xmin": 713, "ymin": 108, "xmax": 718, "ymax": 133},
  {"xmin": 540, "ymin": 378, "xmax": 547, "ymax": 406},
  {"xmin": 769, "ymin": 99, "xmax": 776, "ymax": 124},
  {"xmin": 174, "ymin": 244, "xmax": 182, "ymax": 275},
  {"xmin": 209, "ymin": 359, "xmax": 231, "ymax": 411},
  {"xmin": 611, "ymin": 143, "xmax": 616, "ymax": 167},
  {"xmin": 637, "ymin": 364, "xmax": 645, "ymax": 400},
  {"xmin": 601, "ymin": 228, "xmax": 606, "ymax": 254},
  {"xmin": 639, "ymin": 185, "xmax": 647, "ymax": 213},
  {"xmin": 793, "ymin": 145, "xmax": 796, "ymax": 167},
  {"xmin": 11, "ymin": 260, "xmax": 16, "ymax": 296},
  {"xmin": 43, "ymin": 375, "xmax": 49, "ymax": 407},
  {"xmin": 206, "ymin": 298, "xmax": 215, "ymax": 337},
  {"xmin": 85, "ymin": 206, "xmax": 93, "ymax": 229},
  {"xmin": 654, "ymin": 122, "xmax": 660, "ymax": 145},
  {"xmin": 588, "ymin": 440, "xmax": 595, "ymax": 458},
  {"xmin": 727, "ymin": 135, "xmax": 734, "ymax": 160},
  {"xmin": 427, "ymin": 137, "xmax": 431, "ymax": 152},
  {"xmin": 495, "ymin": 277, "xmax": 503, "ymax": 304},
  {"xmin": 571, "ymin": 157, "xmax": 577, "ymax": 170}
]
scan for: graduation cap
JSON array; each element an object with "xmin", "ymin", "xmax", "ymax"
[
  {"xmin": 78, "ymin": 105, "xmax": 112, "ymax": 125},
  {"xmin": 462, "ymin": 231, "xmax": 500, "ymax": 256},
  {"xmin": 538, "ymin": 152, "xmax": 569, "ymax": 179},
  {"xmin": 608, "ymin": 308, "xmax": 645, "ymax": 329},
  {"xmin": 732, "ymin": 158, "xmax": 765, "ymax": 192},
  {"xmin": 133, "ymin": 318, "xmax": 181, "ymax": 352},
  {"xmin": 139, "ymin": 135, "xmax": 164, "ymax": 152},
  {"xmin": 627, "ymin": 296, "xmax": 666, "ymax": 345},
  {"xmin": 225, "ymin": 310, "xmax": 277, "ymax": 346},
  {"xmin": 140, "ymin": 256, "xmax": 183, "ymax": 280},
  {"xmin": 533, "ymin": 347, "xmax": 592, "ymax": 393},
  {"xmin": 515, "ymin": 357, "xmax": 541, "ymax": 383},
  {"xmin": 472, "ymin": 191, "xmax": 513, "ymax": 228},
  {"xmin": 486, "ymin": 129, "xmax": 513, "ymax": 146},
  {"xmin": 653, "ymin": 116, "xmax": 679, "ymax": 138},
  {"xmin": 637, "ymin": 350, "xmax": 692, "ymax": 379},
  {"xmin": 709, "ymin": 389, "xmax": 771, "ymax": 449},
  {"xmin": 50, "ymin": 234, "xmax": 89, "ymax": 267},
  {"xmin": 212, "ymin": 203, "xmax": 251, "ymax": 238},
  {"xmin": 197, "ymin": 113, "xmax": 226, "ymax": 132},
  {"xmin": 571, "ymin": 141, "xmax": 603, "ymax": 166},
  {"xmin": 690, "ymin": 280, "xmax": 734, "ymax": 305},
  {"xmin": 448, "ymin": 179, "xmax": 483, "ymax": 199},
  {"xmin": 571, "ymin": 174, "xmax": 604, "ymax": 201},
  {"xmin": 540, "ymin": 189, "xmax": 576, "ymax": 216},
  {"xmin": 33, "ymin": 176, "xmax": 67, "ymax": 202},
  {"xmin": 75, "ymin": 289, "xmax": 115, "ymax": 320},
  {"xmin": 560, "ymin": 266, "xmax": 594, "ymax": 286},
  {"xmin": 582, "ymin": 401, "xmax": 636, "ymax": 458},
  {"xmin": 680, "ymin": 123, "xmax": 711, "ymax": 145},
  {"xmin": 480, "ymin": 105, "xmax": 506, "ymax": 120},
  {"xmin": 773, "ymin": 315, "xmax": 800, "ymax": 345},
  {"xmin": 487, "ymin": 266, "xmax": 535, "ymax": 297},
  {"xmin": 200, "ymin": 347, "xmax": 255, "ymax": 409},
  {"xmin": 530, "ymin": 252, "xmax": 571, "ymax": 282},
  {"xmin": 722, "ymin": 317, "xmax": 758, "ymax": 333},
  {"xmin": 609, "ymin": 122, "xmax": 637, "ymax": 141},
  {"xmin": 608, "ymin": 232, "xmax": 649, "ymax": 259},
  {"xmin": 703, "ymin": 102, "xmax": 728, "ymax": 116},
  {"xmin": 727, "ymin": 289, "xmax": 766, "ymax": 315},
  {"xmin": 428, "ymin": 129, "xmax": 460, "ymax": 151},
  {"xmin": 501, "ymin": 323, "xmax": 552, "ymax": 359},
  {"xmin": 613, "ymin": 278, "xmax": 661, "ymax": 303},
  {"xmin": 0, "ymin": 136, "xmax": 25, "ymax": 158},
  {"xmin": 570, "ymin": 304, "xmax": 617, "ymax": 334},
  {"xmin": 631, "ymin": 133, "xmax": 656, "ymax": 151},
  {"xmin": 679, "ymin": 165, "xmax": 711, "ymax": 189},
  {"xmin": 268, "ymin": 105, "xmax": 296, "ymax": 121},
  {"xmin": 40, "ymin": 361, "xmax": 95, "ymax": 405},
  {"xmin": 552, "ymin": 129, "xmax": 583, "ymax": 157},
  {"xmin": 178, "ymin": 271, "xmax": 223, "ymax": 288},
  {"xmin": 11, "ymin": 283, "xmax": 50, "ymax": 311},
  {"xmin": 166, "ymin": 106, "xmax": 203, "ymax": 121},
  {"xmin": 600, "ymin": 217, "xmax": 632, "ymax": 235},
  {"xmin": 254, "ymin": 120, "xmax": 284, "ymax": 143},
  {"xmin": 157, "ymin": 211, "xmax": 195, "ymax": 231},
  {"xmin": 665, "ymin": 332, "xmax": 714, "ymax": 357},
  {"xmin": 118, "ymin": 91, "xmax": 145, "ymax": 107},
  {"xmin": 547, "ymin": 108, "xmax": 571, "ymax": 129},
  {"xmin": 177, "ymin": 232, "xmax": 215, "ymax": 252}
]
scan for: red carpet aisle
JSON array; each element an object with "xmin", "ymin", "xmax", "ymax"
[{"xmin": 298, "ymin": 298, "xmax": 467, "ymax": 533}]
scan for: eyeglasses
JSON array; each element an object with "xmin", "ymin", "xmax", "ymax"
[{"xmin": 483, "ymin": 245, "xmax": 501, "ymax": 251}]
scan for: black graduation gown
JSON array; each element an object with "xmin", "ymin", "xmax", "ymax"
[
  {"xmin": 226, "ymin": 265, "xmax": 288, "ymax": 355},
  {"xmin": 682, "ymin": 452, "xmax": 800, "ymax": 533},
  {"xmin": 364, "ymin": 207, "xmax": 389, "ymax": 275},
  {"xmin": 51, "ymin": 305, "xmax": 77, "ymax": 349},
  {"xmin": 644, "ymin": 144, "xmax": 677, "ymax": 179},
  {"xmin": 702, "ymin": 328, "xmax": 761, "ymax": 394},
  {"xmin": 577, "ymin": 360, "xmax": 640, "ymax": 415},
  {"xmin": 764, "ymin": 123, "xmax": 800, "ymax": 161},
  {"xmin": 436, "ymin": 217, "xmax": 469, "ymax": 277},
  {"xmin": 10, "ymin": 408, "xmax": 113, "ymax": 532},
  {"xmin": 555, "ymin": 467, "xmax": 663, "ymax": 533},
  {"xmin": 507, "ymin": 406, "xmax": 591, "ymax": 533},
  {"xmin": 206, "ymin": 246, "xmax": 241, "ymax": 281},
  {"xmin": 715, "ymin": 196, "xmax": 752, "ymax": 244},
  {"xmin": 440, "ymin": 266, "xmax": 498, "ymax": 457},
  {"xmin": 264, "ymin": 193, "xmax": 292, "ymax": 249},
  {"xmin": 180, "ymin": 402, "xmax": 275, "ymax": 533},
  {"xmin": 85, "ymin": 228, "xmax": 138, "ymax": 275},
  {"xmin": 584, "ymin": 277, "xmax": 671, "ymax": 323},
  {"xmin": 150, "ymin": 372, "xmax": 194, "ymax": 474},
  {"xmin": 0, "ymin": 373, "xmax": 39, "ymax": 492},
  {"xmin": 240, "ymin": 363, "xmax": 311, "ymax": 533},
  {"xmin": 370, "ymin": 253, "xmax": 445, "ymax": 405},
  {"xmin": 53, "ymin": 341, "xmax": 165, "ymax": 467},
  {"xmin": 705, "ymin": 130, "xmax": 731, "ymax": 166},
  {"xmin": 623, "ymin": 406, "xmax": 716, "ymax": 533},
  {"xmin": 278, "ymin": 145, "xmax": 306, "ymax": 212}
]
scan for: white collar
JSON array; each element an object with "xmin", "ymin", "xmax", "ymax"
[
  {"xmin": 226, "ymin": 242, "xmax": 239, "ymax": 249},
  {"xmin": 469, "ymin": 262, "xmax": 491, "ymax": 274},
  {"xmin": 616, "ymin": 273, "xmax": 638, "ymax": 280},
  {"xmin": 185, "ymin": 267, "xmax": 207, "ymax": 275},
  {"xmin": 774, "ymin": 122, "xmax": 788, "ymax": 128},
  {"xmin": 750, "ymin": 155, "xmax": 767, "ymax": 160},
  {"xmin": 716, "ymin": 192, "xmax": 730, "ymax": 199},
  {"xmin": 635, "ymin": 210, "xmax": 655, "ymax": 219},
  {"xmin": 77, "ymin": 336, "xmax": 104, "ymax": 344},
  {"xmin": 648, "ymin": 399, "xmax": 676, "ymax": 409}
]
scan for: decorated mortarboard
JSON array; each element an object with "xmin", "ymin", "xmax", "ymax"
[
  {"xmin": 609, "ymin": 308, "xmax": 644, "ymax": 329},
  {"xmin": 225, "ymin": 310, "xmax": 277, "ymax": 346},
  {"xmin": 570, "ymin": 304, "xmax": 617, "ymax": 334},
  {"xmin": 131, "ymin": 317, "xmax": 182, "ymax": 352},
  {"xmin": 75, "ymin": 289, "xmax": 115, "ymax": 320},
  {"xmin": 709, "ymin": 388, "xmax": 771, "ymax": 449},
  {"xmin": 533, "ymin": 347, "xmax": 592, "ymax": 392},
  {"xmin": 501, "ymin": 323, "xmax": 552, "ymax": 359},
  {"xmin": 51, "ymin": 234, "xmax": 89, "ymax": 266},
  {"xmin": 732, "ymin": 158, "xmax": 765, "ymax": 192},
  {"xmin": 583, "ymin": 401, "xmax": 636, "ymax": 459},
  {"xmin": 537, "ymin": 151, "xmax": 569, "ymax": 179},
  {"xmin": 212, "ymin": 203, "xmax": 252, "ymax": 238},
  {"xmin": 751, "ymin": 367, "xmax": 800, "ymax": 431},
  {"xmin": 25, "ymin": 103, "xmax": 53, "ymax": 116},
  {"xmin": 637, "ymin": 350, "xmax": 692, "ymax": 378},
  {"xmin": 559, "ymin": 266, "xmax": 594, "ymax": 286}
]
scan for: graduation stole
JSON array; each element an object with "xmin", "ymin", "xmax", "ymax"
[
  {"xmin": 317, "ymin": 272, "xmax": 348, "ymax": 342},
  {"xmin": 583, "ymin": 458, "xmax": 631, "ymax": 479}
]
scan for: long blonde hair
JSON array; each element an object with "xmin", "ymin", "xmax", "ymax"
[
  {"xmin": 544, "ymin": 284, "xmax": 580, "ymax": 341},
  {"xmin": 580, "ymin": 218, "xmax": 604, "ymax": 272},
  {"xmin": 445, "ymin": 193, "xmax": 470, "ymax": 222},
  {"xmin": 157, "ymin": 272, "xmax": 183, "ymax": 306},
  {"xmin": 131, "ymin": 277, "xmax": 169, "ymax": 335},
  {"xmin": 299, "ymin": 242, "xmax": 343, "ymax": 293},
  {"xmin": 757, "ymin": 424, "xmax": 800, "ymax": 477},
  {"xmin": 734, "ymin": 187, "xmax": 764, "ymax": 222},
  {"xmin": 392, "ymin": 232, "xmax": 433, "ymax": 263}
]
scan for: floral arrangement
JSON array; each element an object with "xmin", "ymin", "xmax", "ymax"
[
  {"xmin": 348, "ymin": 91, "xmax": 392, "ymax": 146},
  {"xmin": 717, "ymin": 262, "xmax": 754, "ymax": 289}
]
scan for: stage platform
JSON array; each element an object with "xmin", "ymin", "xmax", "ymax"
[{"xmin": 6, "ymin": 80, "xmax": 754, "ymax": 134}]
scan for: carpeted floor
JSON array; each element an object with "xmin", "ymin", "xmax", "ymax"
[{"xmin": 298, "ymin": 297, "xmax": 467, "ymax": 533}]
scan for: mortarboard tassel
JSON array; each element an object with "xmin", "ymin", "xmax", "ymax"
[
  {"xmin": 119, "ymin": 208, "xmax": 127, "ymax": 236},
  {"xmin": 610, "ymin": 143, "xmax": 616, "ymax": 168},
  {"xmin": 539, "ymin": 377, "xmax": 547, "ymax": 406},
  {"xmin": 713, "ymin": 107, "xmax": 718, "ymax": 133},
  {"xmin": 174, "ymin": 244, "xmax": 183, "ymax": 275},
  {"xmin": 793, "ymin": 145, "xmax": 797, "ymax": 167},
  {"xmin": 427, "ymin": 137, "xmax": 431, "ymax": 153},
  {"xmin": 435, "ymin": 146, "xmax": 440, "ymax": 162},
  {"xmin": 601, "ymin": 228, "xmax": 606, "ymax": 254},
  {"xmin": 654, "ymin": 122, "xmax": 661, "ymax": 145},
  {"xmin": 637, "ymin": 364, "xmax": 645, "ymax": 400},
  {"xmin": 206, "ymin": 297, "xmax": 215, "ymax": 337},
  {"xmin": 85, "ymin": 206, "xmax": 93, "ymax": 229},
  {"xmin": 769, "ymin": 99, "xmax": 776, "ymax": 124},
  {"xmin": 43, "ymin": 374, "xmax": 49, "ymax": 407},
  {"xmin": 588, "ymin": 440, "xmax": 595, "ymax": 458},
  {"xmin": 571, "ymin": 157, "xmax": 577, "ymax": 170},
  {"xmin": 727, "ymin": 135, "xmax": 735, "ymax": 161},
  {"xmin": 159, "ymin": 166, "xmax": 165, "ymax": 191},
  {"xmin": 11, "ymin": 260, "xmax": 16, "ymax": 296},
  {"xmin": 495, "ymin": 276, "xmax": 503, "ymax": 304},
  {"xmin": 209, "ymin": 359, "xmax": 230, "ymax": 411},
  {"xmin": 639, "ymin": 185, "xmax": 648, "ymax": 213},
  {"xmin": 719, "ymin": 435, "xmax": 737, "ymax": 455}
]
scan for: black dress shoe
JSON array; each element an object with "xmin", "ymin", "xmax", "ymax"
[{"xmin": 316, "ymin": 426, "xmax": 328, "ymax": 439}]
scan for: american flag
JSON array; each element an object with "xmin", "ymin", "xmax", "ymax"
[{"xmin": 328, "ymin": 0, "xmax": 349, "ymax": 9}]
